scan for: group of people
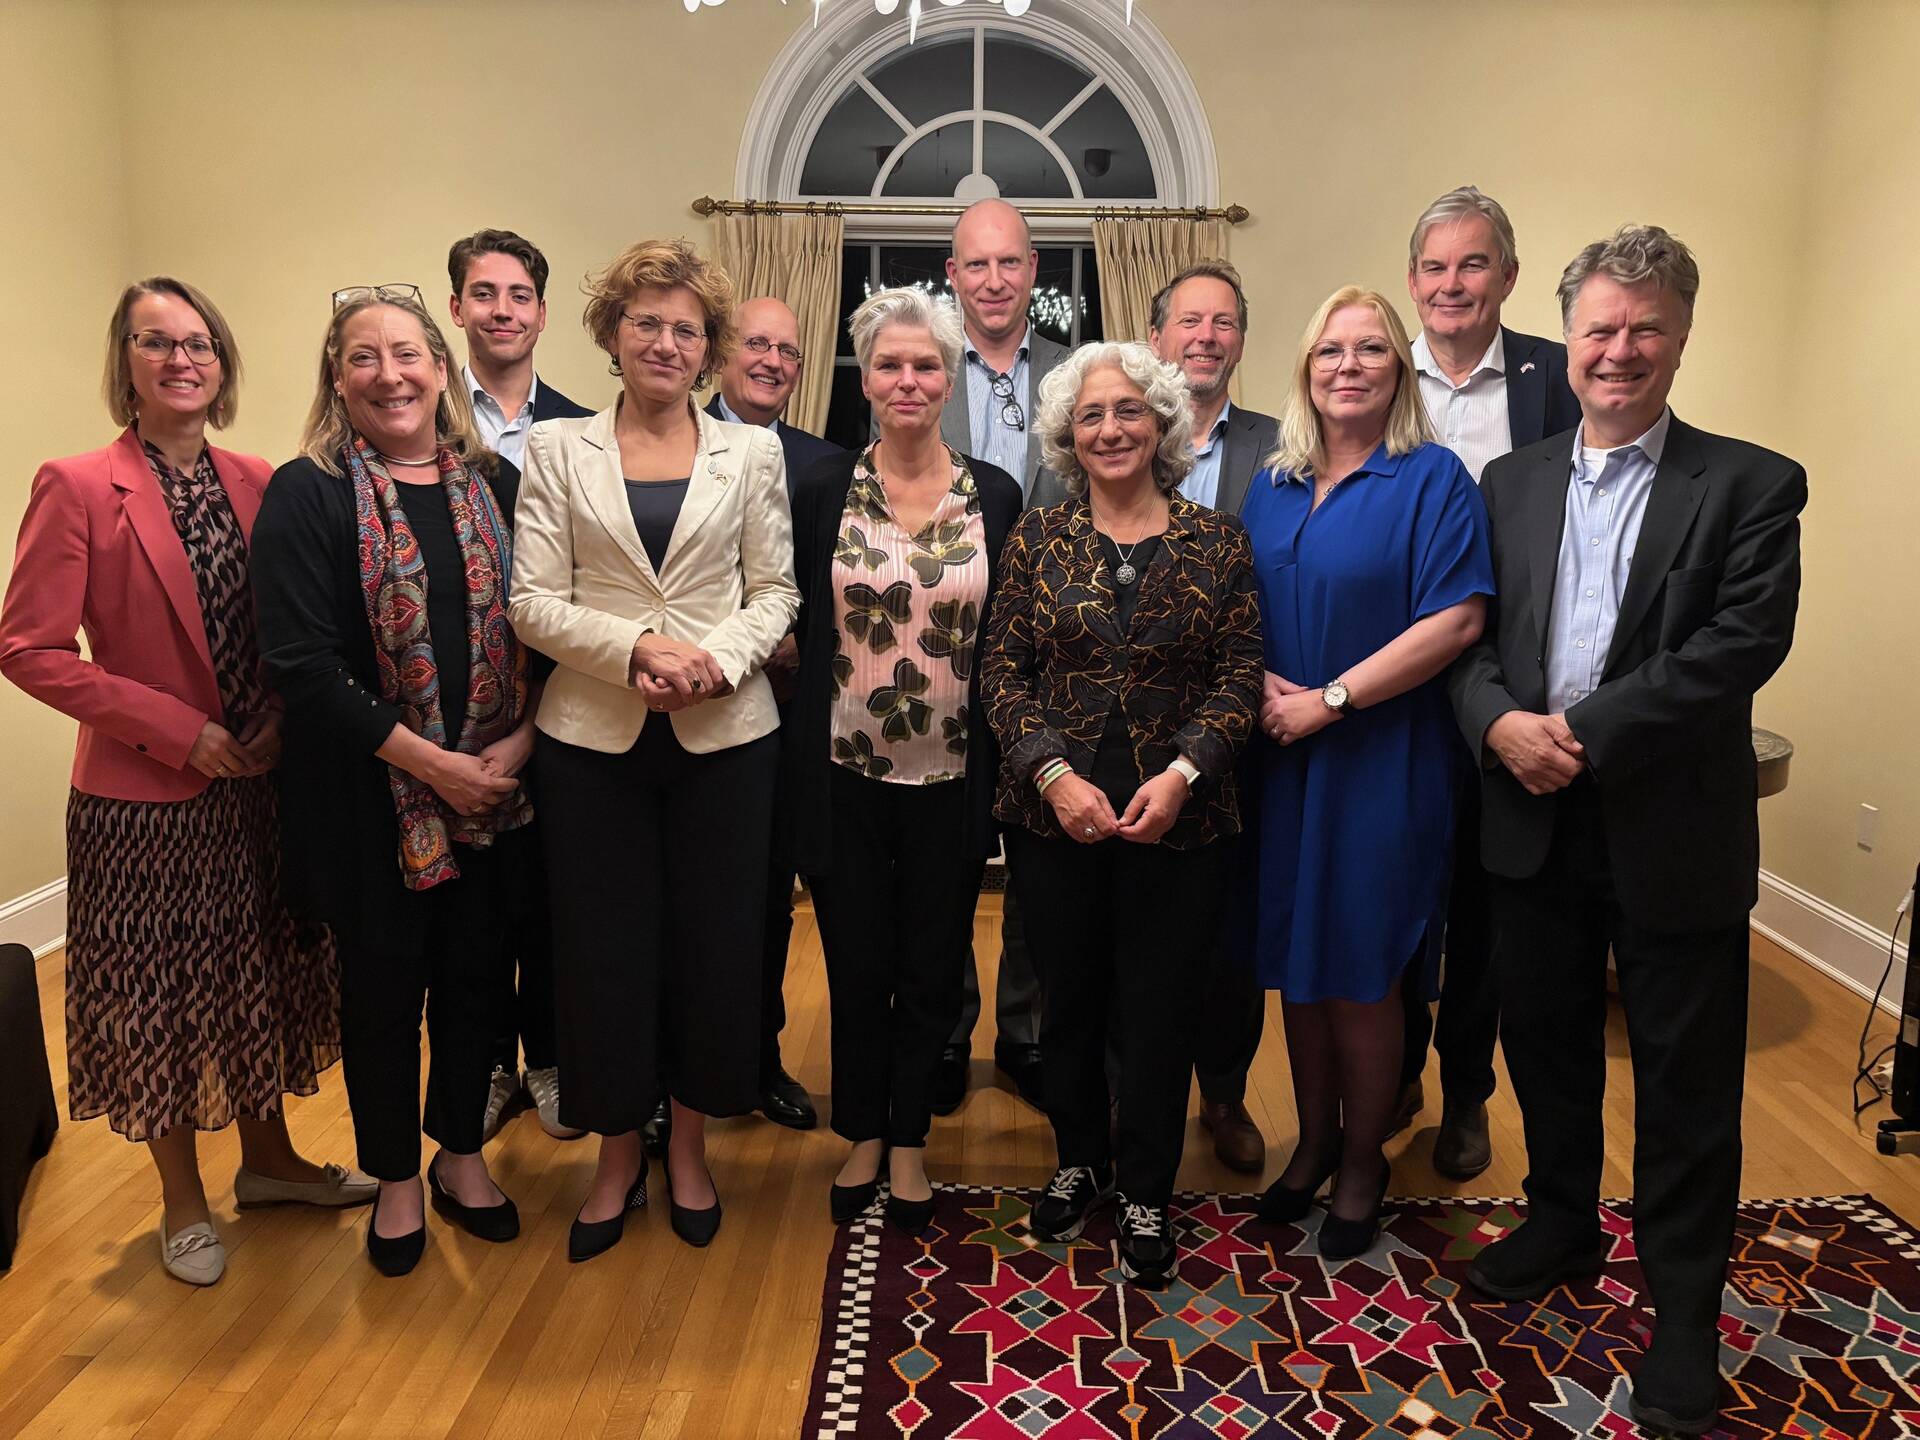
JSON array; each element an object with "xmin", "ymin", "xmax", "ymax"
[{"xmin": 0, "ymin": 183, "xmax": 1804, "ymax": 1435}]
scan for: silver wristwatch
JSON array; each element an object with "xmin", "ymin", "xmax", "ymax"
[{"xmin": 1321, "ymin": 680, "xmax": 1353, "ymax": 714}]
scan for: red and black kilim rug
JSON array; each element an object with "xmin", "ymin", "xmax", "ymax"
[{"xmin": 802, "ymin": 1188, "xmax": 1920, "ymax": 1438}]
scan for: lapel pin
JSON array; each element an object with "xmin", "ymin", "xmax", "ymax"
[{"xmin": 1520, "ymin": 361, "xmax": 1536, "ymax": 374}]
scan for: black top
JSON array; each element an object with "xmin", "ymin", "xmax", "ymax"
[
  {"xmin": 393, "ymin": 480, "xmax": 469, "ymax": 742},
  {"xmin": 623, "ymin": 477, "xmax": 689, "ymax": 573},
  {"xmin": 1089, "ymin": 531, "xmax": 1162, "ymax": 807}
]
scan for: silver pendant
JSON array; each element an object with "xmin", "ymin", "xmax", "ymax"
[{"xmin": 1114, "ymin": 562, "xmax": 1137, "ymax": 585}]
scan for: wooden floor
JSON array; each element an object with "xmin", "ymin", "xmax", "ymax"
[{"xmin": 3, "ymin": 901, "xmax": 1918, "ymax": 1439}]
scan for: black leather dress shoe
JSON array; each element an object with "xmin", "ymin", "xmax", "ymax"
[
  {"xmin": 569, "ymin": 1156, "xmax": 648, "ymax": 1264},
  {"xmin": 427, "ymin": 1153, "xmax": 519, "ymax": 1243},
  {"xmin": 666, "ymin": 1159, "xmax": 722, "ymax": 1247},
  {"xmin": 931, "ymin": 1044, "xmax": 969, "ymax": 1116},
  {"xmin": 1432, "ymin": 1099, "xmax": 1492, "ymax": 1180},
  {"xmin": 1628, "ymin": 1326, "xmax": 1721, "ymax": 1435},
  {"xmin": 994, "ymin": 1043, "xmax": 1044, "ymax": 1108},
  {"xmin": 1466, "ymin": 1219, "xmax": 1607, "ymax": 1300},
  {"xmin": 366, "ymin": 1186, "xmax": 426, "ymax": 1277},
  {"xmin": 641, "ymin": 1098, "xmax": 672, "ymax": 1158},
  {"xmin": 759, "ymin": 1067, "xmax": 818, "ymax": 1130}
]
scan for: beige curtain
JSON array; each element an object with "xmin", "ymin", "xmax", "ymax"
[
  {"xmin": 711, "ymin": 211, "xmax": 844, "ymax": 436},
  {"xmin": 1091, "ymin": 217, "xmax": 1231, "ymax": 343}
]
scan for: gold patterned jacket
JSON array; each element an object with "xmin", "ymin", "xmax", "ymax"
[{"xmin": 979, "ymin": 493, "xmax": 1263, "ymax": 850}]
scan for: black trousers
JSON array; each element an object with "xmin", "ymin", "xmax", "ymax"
[
  {"xmin": 1008, "ymin": 827, "xmax": 1232, "ymax": 1208},
  {"xmin": 954, "ymin": 879, "xmax": 1043, "ymax": 1049},
  {"xmin": 540, "ymin": 722, "xmax": 779, "ymax": 1133},
  {"xmin": 1401, "ymin": 775, "xmax": 1499, "ymax": 1102},
  {"xmin": 338, "ymin": 847, "xmax": 507, "ymax": 1181},
  {"xmin": 1491, "ymin": 779, "xmax": 1748, "ymax": 1333},
  {"xmin": 489, "ymin": 822, "xmax": 557, "ymax": 1072},
  {"xmin": 1192, "ymin": 837, "xmax": 1261, "ymax": 1104},
  {"xmin": 761, "ymin": 860, "xmax": 795, "ymax": 1083},
  {"xmin": 810, "ymin": 767, "xmax": 980, "ymax": 1148}
]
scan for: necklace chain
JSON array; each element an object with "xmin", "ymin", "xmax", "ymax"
[{"xmin": 376, "ymin": 450, "xmax": 439, "ymax": 468}]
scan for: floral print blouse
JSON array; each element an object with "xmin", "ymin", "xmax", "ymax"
[{"xmin": 829, "ymin": 444, "xmax": 988, "ymax": 784}]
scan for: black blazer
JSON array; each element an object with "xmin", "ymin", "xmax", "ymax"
[
  {"xmin": 782, "ymin": 447, "xmax": 1022, "ymax": 875},
  {"xmin": 704, "ymin": 395, "xmax": 846, "ymax": 495},
  {"xmin": 1501, "ymin": 327, "xmax": 1582, "ymax": 448},
  {"xmin": 252, "ymin": 454, "xmax": 531, "ymax": 948},
  {"xmin": 1449, "ymin": 415, "xmax": 1805, "ymax": 931},
  {"xmin": 1214, "ymin": 404, "xmax": 1281, "ymax": 517},
  {"xmin": 531, "ymin": 377, "xmax": 592, "ymax": 424}
]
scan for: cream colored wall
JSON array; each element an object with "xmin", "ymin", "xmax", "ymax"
[{"xmin": 3, "ymin": 0, "xmax": 1911, "ymax": 933}]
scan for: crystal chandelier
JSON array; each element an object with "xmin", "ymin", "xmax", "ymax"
[{"xmin": 682, "ymin": 0, "xmax": 1137, "ymax": 44}]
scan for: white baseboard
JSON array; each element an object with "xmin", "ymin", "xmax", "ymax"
[
  {"xmin": 0, "ymin": 876, "xmax": 67, "ymax": 957},
  {"xmin": 1752, "ymin": 868, "xmax": 1908, "ymax": 1014}
]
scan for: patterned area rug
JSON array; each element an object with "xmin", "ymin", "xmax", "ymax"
[{"xmin": 803, "ymin": 1188, "xmax": 1920, "ymax": 1438}]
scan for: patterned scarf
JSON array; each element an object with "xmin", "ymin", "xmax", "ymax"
[{"xmin": 347, "ymin": 436, "xmax": 533, "ymax": 890}]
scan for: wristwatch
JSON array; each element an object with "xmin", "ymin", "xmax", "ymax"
[{"xmin": 1321, "ymin": 680, "xmax": 1353, "ymax": 714}]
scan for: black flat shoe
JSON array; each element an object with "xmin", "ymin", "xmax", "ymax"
[
  {"xmin": 1258, "ymin": 1131, "xmax": 1343, "ymax": 1225},
  {"xmin": 885, "ymin": 1188, "xmax": 936, "ymax": 1236},
  {"xmin": 1318, "ymin": 1165, "xmax": 1391, "ymax": 1260},
  {"xmin": 366, "ymin": 1185, "xmax": 426, "ymax": 1277},
  {"xmin": 666, "ymin": 1157, "xmax": 722, "ymax": 1247},
  {"xmin": 569, "ymin": 1154, "xmax": 648, "ymax": 1264},
  {"xmin": 427, "ymin": 1152, "xmax": 520, "ymax": 1243},
  {"xmin": 830, "ymin": 1176, "xmax": 881, "ymax": 1223}
]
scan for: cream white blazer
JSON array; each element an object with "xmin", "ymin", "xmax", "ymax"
[{"xmin": 510, "ymin": 402, "xmax": 800, "ymax": 755}]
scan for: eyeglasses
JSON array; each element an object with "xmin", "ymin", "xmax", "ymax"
[
  {"xmin": 742, "ymin": 334, "xmax": 804, "ymax": 365},
  {"xmin": 990, "ymin": 371, "xmax": 1025, "ymax": 431},
  {"xmin": 1072, "ymin": 400, "xmax": 1153, "ymax": 430},
  {"xmin": 1309, "ymin": 339, "xmax": 1396, "ymax": 371},
  {"xmin": 127, "ymin": 330, "xmax": 220, "ymax": 365},
  {"xmin": 332, "ymin": 283, "xmax": 423, "ymax": 310},
  {"xmin": 622, "ymin": 312, "xmax": 707, "ymax": 350}
]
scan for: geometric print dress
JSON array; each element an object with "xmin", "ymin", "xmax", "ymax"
[{"xmin": 63, "ymin": 444, "xmax": 340, "ymax": 1141}]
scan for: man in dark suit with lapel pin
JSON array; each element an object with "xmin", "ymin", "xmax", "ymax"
[
  {"xmin": 1399, "ymin": 186, "xmax": 1584, "ymax": 1183},
  {"xmin": 1144, "ymin": 259, "xmax": 1277, "ymax": 1174},
  {"xmin": 704, "ymin": 295, "xmax": 845, "ymax": 1132},
  {"xmin": 936, "ymin": 199, "xmax": 1068, "ymax": 1114},
  {"xmin": 448, "ymin": 228, "xmax": 595, "ymax": 1147},
  {"xmin": 1451, "ymin": 225, "xmax": 1804, "ymax": 1435}
]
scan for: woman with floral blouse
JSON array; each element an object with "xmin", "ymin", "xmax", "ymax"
[{"xmin": 784, "ymin": 287, "xmax": 1022, "ymax": 1234}]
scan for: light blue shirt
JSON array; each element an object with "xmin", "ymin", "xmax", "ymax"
[
  {"xmin": 715, "ymin": 392, "xmax": 776, "ymax": 432},
  {"xmin": 964, "ymin": 324, "xmax": 1031, "ymax": 484},
  {"xmin": 1178, "ymin": 402, "xmax": 1233, "ymax": 509},
  {"xmin": 465, "ymin": 365, "xmax": 539, "ymax": 471},
  {"xmin": 1545, "ymin": 409, "xmax": 1671, "ymax": 714}
]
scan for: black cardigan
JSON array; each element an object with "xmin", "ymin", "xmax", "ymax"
[
  {"xmin": 781, "ymin": 447, "xmax": 1022, "ymax": 877},
  {"xmin": 251, "ymin": 453, "xmax": 529, "ymax": 949}
]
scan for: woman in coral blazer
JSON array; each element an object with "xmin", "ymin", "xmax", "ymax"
[{"xmin": 0, "ymin": 278, "xmax": 367, "ymax": 1288}]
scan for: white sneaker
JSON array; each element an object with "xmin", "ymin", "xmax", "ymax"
[
  {"xmin": 159, "ymin": 1219, "xmax": 226, "ymax": 1285},
  {"xmin": 482, "ymin": 1064, "xmax": 521, "ymax": 1142},
  {"xmin": 235, "ymin": 1162, "xmax": 378, "ymax": 1208},
  {"xmin": 524, "ymin": 1066, "xmax": 584, "ymax": 1140}
]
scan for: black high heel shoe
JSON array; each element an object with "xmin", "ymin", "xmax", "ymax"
[
  {"xmin": 1318, "ymin": 1164, "xmax": 1391, "ymax": 1260},
  {"xmin": 666, "ymin": 1153, "xmax": 722, "ymax": 1247},
  {"xmin": 569, "ymin": 1154, "xmax": 649, "ymax": 1264},
  {"xmin": 366, "ymin": 1183, "xmax": 426, "ymax": 1277},
  {"xmin": 1258, "ymin": 1132, "xmax": 1344, "ymax": 1225},
  {"xmin": 427, "ymin": 1152, "xmax": 519, "ymax": 1243}
]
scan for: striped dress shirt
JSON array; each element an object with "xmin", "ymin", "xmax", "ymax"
[{"xmin": 1412, "ymin": 330, "xmax": 1510, "ymax": 485}]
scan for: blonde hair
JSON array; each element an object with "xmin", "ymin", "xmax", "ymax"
[
  {"xmin": 1035, "ymin": 342, "xmax": 1195, "ymax": 497},
  {"xmin": 297, "ymin": 294, "xmax": 491, "ymax": 478},
  {"xmin": 103, "ymin": 277, "xmax": 242, "ymax": 429},
  {"xmin": 581, "ymin": 238, "xmax": 737, "ymax": 387},
  {"xmin": 1265, "ymin": 286, "xmax": 1433, "ymax": 480}
]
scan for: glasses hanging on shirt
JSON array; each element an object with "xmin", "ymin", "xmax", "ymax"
[{"xmin": 990, "ymin": 370, "xmax": 1025, "ymax": 431}]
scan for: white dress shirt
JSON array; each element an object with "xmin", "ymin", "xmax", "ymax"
[
  {"xmin": 466, "ymin": 364, "xmax": 539, "ymax": 471},
  {"xmin": 1412, "ymin": 330, "xmax": 1510, "ymax": 485}
]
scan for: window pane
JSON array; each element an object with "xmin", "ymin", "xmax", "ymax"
[
  {"xmin": 1032, "ymin": 247, "xmax": 1076, "ymax": 347},
  {"xmin": 825, "ymin": 363, "xmax": 872, "ymax": 452},
  {"xmin": 801, "ymin": 86, "xmax": 903, "ymax": 196},
  {"xmin": 836, "ymin": 244, "xmax": 872, "ymax": 359},
  {"xmin": 877, "ymin": 245, "xmax": 950, "ymax": 294},
  {"xmin": 1048, "ymin": 85, "xmax": 1155, "ymax": 199},
  {"xmin": 1080, "ymin": 247, "xmax": 1104, "ymax": 344},
  {"xmin": 982, "ymin": 34, "xmax": 1092, "ymax": 128},
  {"xmin": 867, "ymin": 34, "xmax": 972, "ymax": 128},
  {"xmin": 981, "ymin": 121, "xmax": 1072, "ymax": 199},
  {"xmin": 881, "ymin": 120, "xmax": 974, "ymax": 198}
]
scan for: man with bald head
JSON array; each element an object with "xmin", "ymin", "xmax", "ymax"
[
  {"xmin": 705, "ymin": 295, "xmax": 843, "ymax": 1132},
  {"xmin": 936, "ymin": 198, "xmax": 1069, "ymax": 1112}
]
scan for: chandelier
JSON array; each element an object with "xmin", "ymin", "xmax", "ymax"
[{"xmin": 682, "ymin": 0, "xmax": 1137, "ymax": 43}]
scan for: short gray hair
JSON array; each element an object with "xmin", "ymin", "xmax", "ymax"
[
  {"xmin": 1408, "ymin": 185, "xmax": 1518, "ymax": 274},
  {"xmin": 1556, "ymin": 224, "xmax": 1700, "ymax": 332},
  {"xmin": 1035, "ymin": 341, "xmax": 1195, "ymax": 497},
  {"xmin": 848, "ymin": 285, "xmax": 965, "ymax": 381}
]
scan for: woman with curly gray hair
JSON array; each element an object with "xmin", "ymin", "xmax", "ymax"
[{"xmin": 980, "ymin": 340, "xmax": 1263, "ymax": 1287}]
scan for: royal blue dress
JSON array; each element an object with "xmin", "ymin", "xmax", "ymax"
[{"xmin": 1242, "ymin": 441, "xmax": 1493, "ymax": 1003}]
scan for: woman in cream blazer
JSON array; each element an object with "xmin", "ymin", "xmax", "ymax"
[{"xmin": 509, "ymin": 240, "xmax": 798, "ymax": 1261}]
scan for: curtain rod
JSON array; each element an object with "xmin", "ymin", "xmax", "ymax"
[{"xmin": 692, "ymin": 196, "xmax": 1251, "ymax": 223}]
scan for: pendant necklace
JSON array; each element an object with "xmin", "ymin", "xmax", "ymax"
[{"xmin": 1112, "ymin": 539, "xmax": 1144, "ymax": 586}]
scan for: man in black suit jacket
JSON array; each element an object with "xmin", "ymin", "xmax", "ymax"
[
  {"xmin": 1144, "ymin": 260, "xmax": 1277, "ymax": 1175},
  {"xmin": 705, "ymin": 295, "xmax": 846, "ymax": 1132},
  {"xmin": 1450, "ymin": 226, "xmax": 1804, "ymax": 1436},
  {"xmin": 1400, "ymin": 187, "xmax": 1584, "ymax": 1183}
]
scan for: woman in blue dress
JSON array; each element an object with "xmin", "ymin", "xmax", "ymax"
[{"xmin": 1241, "ymin": 286, "xmax": 1493, "ymax": 1258}]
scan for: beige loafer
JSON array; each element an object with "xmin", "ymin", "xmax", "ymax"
[
  {"xmin": 234, "ymin": 1162, "xmax": 378, "ymax": 1209},
  {"xmin": 160, "ymin": 1219, "xmax": 226, "ymax": 1285}
]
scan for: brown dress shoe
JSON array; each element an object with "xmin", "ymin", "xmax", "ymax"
[
  {"xmin": 1432, "ymin": 1099, "xmax": 1492, "ymax": 1179},
  {"xmin": 1199, "ymin": 1099, "xmax": 1266, "ymax": 1175}
]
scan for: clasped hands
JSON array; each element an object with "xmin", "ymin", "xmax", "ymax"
[
  {"xmin": 1261, "ymin": 672, "xmax": 1340, "ymax": 745},
  {"xmin": 1486, "ymin": 710, "xmax": 1585, "ymax": 795},
  {"xmin": 1043, "ymin": 768, "xmax": 1190, "ymax": 846},
  {"xmin": 631, "ymin": 633, "xmax": 733, "ymax": 712},
  {"xmin": 187, "ymin": 712, "xmax": 282, "ymax": 780}
]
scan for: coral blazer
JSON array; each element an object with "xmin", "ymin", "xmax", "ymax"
[{"xmin": 0, "ymin": 426, "xmax": 272, "ymax": 801}]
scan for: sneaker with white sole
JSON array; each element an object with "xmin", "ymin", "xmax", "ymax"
[
  {"xmin": 1115, "ymin": 1194, "xmax": 1176, "ymax": 1287},
  {"xmin": 159, "ymin": 1219, "xmax": 226, "ymax": 1285},
  {"xmin": 235, "ymin": 1161, "xmax": 377, "ymax": 1208},
  {"xmin": 1029, "ymin": 1164, "xmax": 1114, "ymax": 1243},
  {"xmin": 482, "ymin": 1064, "xmax": 521, "ymax": 1142},
  {"xmin": 524, "ymin": 1066, "xmax": 584, "ymax": 1140}
]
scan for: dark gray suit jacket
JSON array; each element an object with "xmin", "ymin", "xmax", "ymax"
[
  {"xmin": 1213, "ymin": 404, "xmax": 1281, "ymax": 516},
  {"xmin": 944, "ymin": 329, "xmax": 1071, "ymax": 503}
]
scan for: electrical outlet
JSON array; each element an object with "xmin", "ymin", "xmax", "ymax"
[{"xmin": 1857, "ymin": 803, "xmax": 1880, "ymax": 851}]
